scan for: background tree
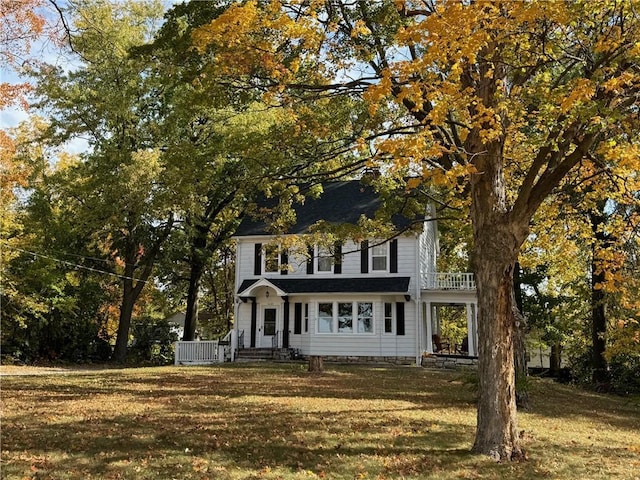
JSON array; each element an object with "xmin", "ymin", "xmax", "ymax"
[
  {"xmin": 1, "ymin": 119, "xmax": 111, "ymax": 362},
  {"xmin": 143, "ymin": 0, "xmax": 375, "ymax": 340},
  {"xmin": 31, "ymin": 0, "xmax": 171, "ymax": 362}
]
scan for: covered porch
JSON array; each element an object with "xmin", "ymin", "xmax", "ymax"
[{"xmin": 420, "ymin": 272, "xmax": 478, "ymax": 359}]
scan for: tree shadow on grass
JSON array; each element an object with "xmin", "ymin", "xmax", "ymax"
[{"xmin": 2, "ymin": 363, "xmax": 640, "ymax": 479}]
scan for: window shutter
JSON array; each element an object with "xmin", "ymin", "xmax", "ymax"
[
  {"xmin": 306, "ymin": 246, "xmax": 314, "ymax": 274},
  {"xmin": 396, "ymin": 302, "xmax": 405, "ymax": 336},
  {"xmin": 254, "ymin": 243, "xmax": 262, "ymax": 276},
  {"xmin": 334, "ymin": 242, "xmax": 342, "ymax": 274},
  {"xmin": 360, "ymin": 240, "xmax": 369, "ymax": 273},
  {"xmin": 390, "ymin": 239, "xmax": 398, "ymax": 273},
  {"xmin": 280, "ymin": 251, "xmax": 288, "ymax": 275},
  {"xmin": 294, "ymin": 302, "xmax": 302, "ymax": 334}
]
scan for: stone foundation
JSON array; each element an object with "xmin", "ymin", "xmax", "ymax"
[
  {"xmin": 301, "ymin": 355, "xmax": 415, "ymax": 365},
  {"xmin": 421, "ymin": 354, "xmax": 478, "ymax": 370}
]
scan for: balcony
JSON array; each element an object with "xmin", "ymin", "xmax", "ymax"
[{"xmin": 422, "ymin": 272, "xmax": 476, "ymax": 290}]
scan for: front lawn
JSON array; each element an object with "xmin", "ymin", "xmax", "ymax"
[{"xmin": 1, "ymin": 363, "xmax": 639, "ymax": 479}]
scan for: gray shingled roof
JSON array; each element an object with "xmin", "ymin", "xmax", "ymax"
[
  {"xmin": 238, "ymin": 277, "xmax": 411, "ymax": 295},
  {"xmin": 234, "ymin": 181, "xmax": 413, "ymax": 236}
]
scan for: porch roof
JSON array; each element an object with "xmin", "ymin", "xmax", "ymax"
[{"xmin": 237, "ymin": 277, "xmax": 411, "ymax": 296}]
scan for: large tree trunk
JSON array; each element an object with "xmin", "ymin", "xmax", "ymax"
[
  {"xmin": 183, "ymin": 222, "xmax": 210, "ymax": 341},
  {"xmin": 112, "ymin": 281, "xmax": 136, "ymax": 363},
  {"xmin": 472, "ymin": 255, "xmax": 524, "ymax": 461},
  {"xmin": 111, "ymin": 218, "xmax": 174, "ymax": 363},
  {"xmin": 467, "ymin": 134, "xmax": 527, "ymax": 461},
  {"xmin": 183, "ymin": 248, "xmax": 206, "ymax": 341}
]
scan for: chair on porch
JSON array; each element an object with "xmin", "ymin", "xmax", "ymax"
[
  {"xmin": 455, "ymin": 336, "xmax": 469, "ymax": 355},
  {"xmin": 432, "ymin": 334, "xmax": 450, "ymax": 353}
]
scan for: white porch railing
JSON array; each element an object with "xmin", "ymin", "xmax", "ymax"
[
  {"xmin": 422, "ymin": 272, "xmax": 476, "ymax": 290},
  {"xmin": 174, "ymin": 340, "xmax": 221, "ymax": 365}
]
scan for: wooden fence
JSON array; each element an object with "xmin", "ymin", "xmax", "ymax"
[{"xmin": 174, "ymin": 340, "xmax": 221, "ymax": 365}]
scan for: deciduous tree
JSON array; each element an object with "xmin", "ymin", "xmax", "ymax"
[{"xmin": 193, "ymin": 0, "xmax": 640, "ymax": 460}]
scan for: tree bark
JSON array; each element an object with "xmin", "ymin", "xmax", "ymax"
[
  {"xmin": 512, "ymin": 262, "xmax": 529, "ymax": 409},
  {"xmin": 308, "ymin": 355, "xmax": 324, "ymax": 373},
  {"xmin": 550, "ymin": 343, "xmax": 562, "ymax": 377},
  {"xmin": 112, "ymin": 279, "xmax": 136, "ymax": 363},
  {"xmin": 467, "ymin": 134, "xmax": 527, "ymax": 461},
  {"xmin": 590, "ymin": 247, "xmax": 609, "ymax": 387},
  {"xmin": 472, "ymin": 257, "xmax": 524, "ymax": 461},
  {"xmin": 589, "ymin": 205, "xmax": 610, "ymax": 389},
  {"xmin": 111, "ymin": 217, "xmax": 174, "ymax": 362},
  {"xmin": 183, "ymin": 225, "xmax": 208, "ymax": 341}
]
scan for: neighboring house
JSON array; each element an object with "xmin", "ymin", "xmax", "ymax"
[
  {"xmin": 231, "ymin": 180, "xmax": 477, "ymax": 365},
  {"xmin": 166, "ymin": 311, "xmax": 215, "ymax": 340}
]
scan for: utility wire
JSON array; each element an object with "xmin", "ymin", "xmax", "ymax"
[{"xmin": 2, "ymin": 244, "xmax": 149, "ymax": 284}]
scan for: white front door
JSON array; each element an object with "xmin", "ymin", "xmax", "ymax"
[{"xmin": 261, "ymin": 307, "xmax": 278, "ymax": 348}]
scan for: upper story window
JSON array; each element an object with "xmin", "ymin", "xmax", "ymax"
[
  {"xmin": 371, "ymin": 244, "xmax": 388, "ymax": 271},
  {"xmin": 310, "ymin": 243, "xmax": 342, "ymax": 274},
  {"xmin": 361, "ymin": 239, "xmax": 397, "ymax": 274},
  {"xmin": 254, "ymin": 242, "xmax": 288, "ymax": 275},
  {"xmin": 264, "ymin": 244, "xmax": 280, "ymax": 273},
  {"xmin": 317, "ymin": 246, "xmax": 333, "ymax": 273}
]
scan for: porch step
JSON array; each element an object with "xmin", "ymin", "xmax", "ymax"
[
  {"xmin": 235, "ymin": 348, "xmax": 297, "ymax": 361},
  {"xmin": 236, "ymin": 348, "xmax": 276, "ymax": 360}
]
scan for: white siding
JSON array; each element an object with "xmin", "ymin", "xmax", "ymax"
[
  {"xmin": 233, "ymin": 234, "xmax": 421, "ymax": 359},
  {"xmin": 237, "ymin": 292, "xmax": 416, "ymax": 358},
  {"xmin": 419, "ymin": 218, "xmax": 438, "ymax": 276}
]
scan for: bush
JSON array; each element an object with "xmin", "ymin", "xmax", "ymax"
[
  {"xmin": 567, "ymin": 348, "xmax": 640, "ymax": 395},
  {"xmin": 608, "ymin": 353, "xmax": 640, "ymax": 395},
  {"xmin": 129, "ymin": 318, "xmax": 178, "ymax": 365}
]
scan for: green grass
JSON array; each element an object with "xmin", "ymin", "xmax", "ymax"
[{"xmin": 1, "ymin": 363, "xmax": 639, "ymax": 479}]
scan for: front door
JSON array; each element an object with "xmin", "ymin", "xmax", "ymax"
[{"xmin": 261, "ymin": 307, "xmax": 278, "ymax": 348}]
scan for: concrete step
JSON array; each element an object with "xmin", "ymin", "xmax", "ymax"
[{"xmin": 236, "ymin": 348, "xmax": 275, "ymax": 360}]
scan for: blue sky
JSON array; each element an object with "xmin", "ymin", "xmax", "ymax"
[{"xmin": 1, "ymin": 0, "xmax": 181, "ymax": 156}]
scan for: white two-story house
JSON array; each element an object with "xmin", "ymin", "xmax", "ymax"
[{"xmin": 231, "ymin": 180, "xmax": 478, "ymax": 365}]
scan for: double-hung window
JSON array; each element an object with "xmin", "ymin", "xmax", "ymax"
[
  {"xmin": 263, "ymin": 244, "xmax": 288, "ymax": 274},
  {"xmin": 357, "ymin": 302, "xmax": 374, "ymax": 333},
  {"xmin": 317, "ymin": 246, "xmax": 333, "ymax": 273},
  {"xmin": 317, "ymin": 301, "xmax": 374, "ymax": 334},
  {"xmin": 318, "ymin": 302, "xmax": 334, "ymax": 333},
  {"xmin": 338, "ymin": 303, "xmax": 353, "ymax": 333},
  {"xmin": 371, "ymin": 244, "xmax": 388, "ymax": 271},
  {"xmin": 264, "ymin": 244, "xmax": 280, "ymax": 273},
  {"xmin": 384, "ymin": 302, "xmax": 394, "ymax": 334}
]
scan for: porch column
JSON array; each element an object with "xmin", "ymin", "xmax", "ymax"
[
  {"xmin": 466, "ymin": 302, "xmax": 476, "ymax": 356},
  {"xmin": 282, "ymin": 297, "xmax": 290, "ymax": 348},
  {"xmin": 425, "ymin": 301, "xmax": 433, "ymax": 353},
  {"xmin": 250, "ymin": 299, "xmax": 257, "ymax": 348}
]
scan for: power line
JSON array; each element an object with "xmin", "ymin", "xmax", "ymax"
[{"xmin": 2, "ymin": 244, "xmax": 149, "ymax": 284}]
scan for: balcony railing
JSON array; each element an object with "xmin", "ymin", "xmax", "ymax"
[{"xmin": 422, "ymin": 272, "xmax": 476, "ymax": 290}]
